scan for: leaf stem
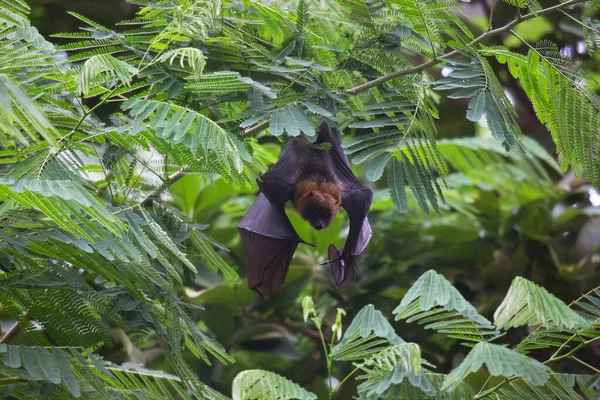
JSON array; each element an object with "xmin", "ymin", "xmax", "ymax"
[
  {"xmin": 473, "ymin": 376, "xmax": 517, "ymax": 399},
  {"xmin": 487, "ymin": 0, "xmax": 497, "ymax": 31},
  {"xmin": 330, "ymin": 365, "xmax": 360, "ymax": 397}
]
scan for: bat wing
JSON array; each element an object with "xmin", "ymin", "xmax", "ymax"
[
  {"xmin": 256, "ymin": 139, "xmax": 299, "ymax": 207},
  {"xmin": 317, "ymin": 122, "xmax": 374, "ymax": 287},
  {"xmin": 237, "ymin": 193, "xmax": 304, "ymax": 300}
]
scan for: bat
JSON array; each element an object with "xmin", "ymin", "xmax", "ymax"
[{"xmin": 237, "ymin": 121, "xmax": 373, "ymax": 300}]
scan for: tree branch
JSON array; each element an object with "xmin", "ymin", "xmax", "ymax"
[
  {"xmin": 243, "ymin": 120, "xmax": 269, "ymax": 137},
  {"xmin": 345, "ymin": 0, "xmax": 584, "ymax": 95},
  {"xmin": 0, "ymin": 322, "xmax": 21, "ymax": 344},
  {"xmin": 140, "ymin": 169, "xmax": 186, "ymax": 207},
  {"xmin": 239, "ymin": 0, "xmax": 582, "ymax": 137}
]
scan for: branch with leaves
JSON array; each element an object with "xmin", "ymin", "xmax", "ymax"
[{"xmin": 345, "ymin": 0, "xmax": 585, "ymax": 95}]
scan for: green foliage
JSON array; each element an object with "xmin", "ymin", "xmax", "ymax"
[
  {"xmin": 1, "ymin": 0, "xmax": 599, "ymax": 398},
  {"xmin": 0, "ymin": 344, "xmax": 206, "ymax": 399},
  {"xmin": 300, "ymin": 274, "xmax": 600, "ymax": 399},
  {"xmin": 483, "ymin": 42, "xmax": 600, "ymax": 188}
]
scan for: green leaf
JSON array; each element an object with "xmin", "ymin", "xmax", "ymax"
[
  {"xmin": 394, "ymin": 270, "xmax": 497, "ymax": 342},
  {"xmin": 442, "ymin": 342, "xmax": 550, "ymax": 391},
  {"xmin": 36, "ymin": 346, "xmax": 61, "ymax": 384},
  {"xmin": 20, "ymin": 345, "xmax": 45, "ymax": 381},
  {"xmin": 189, "ymin": 231, "xmax": 240, "ymax": 283},
  {"xmin": 301, "ymin": 296, "xmax": 316, "ymax": 322},
  {"xmin": 494, "ymin": 277, "xmax": 588, "ymax": 331},
  {"xmin": 356, "ymin": 343, "xmax": 423, "ymax": 397},
  {"xmin": 54, "ymin": 348, "xmax": 81, "ymax": 397},
  {"xmin": 232, "ymin": 369, "xmax": 317, "ymax": 400},
  {"xmin": 3, "ymin": 345, "xmax": 21, "ymax": 368},
  {"xmin": 341, "ymin": 304, "xmax": 401, "ymax": 344},
  {"xmin": 155, "ymin": 47, "xmax": 206, "ymax": 74},
  {"xmin": 387, "ymin": 156, "xmax": 408, "ymax": 212},
  {"xmin": 466, "ymin": 90, "xmax": 485, "ymax": 121},
  {"xmin": 366, "ymin": 152, "xmax": 391, "ymax": 182},
  {"xmin": 332, "ymin": 304, "xmax": 404, "ymax": 362},
  {"xmin": 270, "ymin": 110, "xmax": 285, "ymax": 137},
  {"xmin": 78, "ymin": 54, "xmax": 138, "ymax": 95},
  {"xmin": 302, "ymin": 101, "xmax": 334, "ymax": 118}
]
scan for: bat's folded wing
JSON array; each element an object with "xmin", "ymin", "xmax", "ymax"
[
  {"xmin": 316, "ymin": 122, "xmax": 374, "ymax": 287},
  {"xmin": 237, "ymin": 193, "xmax": 304, "ymax": 300},
  {"xmin": 328, "ymin": 188, "xmax": 373, "ymax": 287}
]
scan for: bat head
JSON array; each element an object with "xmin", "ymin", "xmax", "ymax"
[
  {"xmin": 299, "ymin": 191, "xmax": 340, "ymax": 230},
  {"xmin": 293, "ymin": 180, "xmax": 342, "ymax": 230}
]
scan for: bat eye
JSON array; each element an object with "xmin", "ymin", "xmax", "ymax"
[{"xmin": 308, "ymin": 191, "xmax": 314, "ymax": 197}]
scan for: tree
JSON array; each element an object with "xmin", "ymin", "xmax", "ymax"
[{"xmin": 0, "ymin": 0, "xmax": 599, "ymax": 398}]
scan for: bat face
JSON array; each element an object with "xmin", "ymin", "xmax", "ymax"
[
  {"xmin": 300, "ymin": 193, "xmax": 339, "ymax": 230},
  {"xmin": 292, "ymin": 180, "xmax": 342, "ymax": 230}
]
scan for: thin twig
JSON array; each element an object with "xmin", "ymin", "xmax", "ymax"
[
  {"xmin": 344, "ymin": 0, "xmax": 584, "ymax": 95},
  {"xmin": 572, "ymin": 356, "xmax": 600, "ymax": 374}
]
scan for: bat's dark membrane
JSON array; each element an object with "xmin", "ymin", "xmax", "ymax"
[{"xmin": 237, "ymin": 121, "xmax": 373, "ymax": 300}]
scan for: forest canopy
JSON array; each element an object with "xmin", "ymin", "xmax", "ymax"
[{"xmin": 0, "ymin": 0, "xmax": 600, "ymax": 398}]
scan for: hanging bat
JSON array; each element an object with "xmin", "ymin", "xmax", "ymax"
[{"xmin": 237, "ymin": 121, "xmax": 373, "ymax": 300}]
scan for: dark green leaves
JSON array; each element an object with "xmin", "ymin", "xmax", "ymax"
[
  {"xmin": 0, "ymin": 179, "xmax": 123, "ymax": 240},
  {"xmin": 485, "ymin": 42, "xmax": 600, "ymax": 189},
  {"xmin": 1, "ymin": 346, "xmax": 79, "ymax": 396},
  {"xmin": 466, "ymin": 90, "xmax": 485, "ymax": 122},
  {"xmin": 2, "ymin": 345, "xmax": 21, "ymax": 369},
  {"xmin": 387, "ymin": 156, "xmax": 408, "ymax": 212}
]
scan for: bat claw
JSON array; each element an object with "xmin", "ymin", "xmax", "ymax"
[{"xmin": 320, "ymin": 256, "xmax": 341, "ymax": 266}]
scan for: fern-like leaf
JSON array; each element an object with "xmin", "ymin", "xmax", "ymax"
[
  {"xmin": 232, "ymin": 369, "xmax": 317, "ymax": 400},
  {"xmin": 78, "ymin": 54, "xmax": 138, "ymax": 95},
  {"xmin": 442, "ymin": 342, "xmax": 550, "ymax": 391},
  {"xmin": 494, "ymin": 276, "xmax": 588, "ymax": 331},
  {"xmin": 393, "ymin": 270, "xmax": 498, "ymax": 343}
]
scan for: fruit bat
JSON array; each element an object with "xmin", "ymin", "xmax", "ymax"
[{"xmin": 237, "ymin": 121, "xmax": 373, "ymax": 300}]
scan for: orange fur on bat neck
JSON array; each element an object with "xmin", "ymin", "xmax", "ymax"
[{"xmin": 292, "ymin": 179, "xmax": 342, "ymax": 216}]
